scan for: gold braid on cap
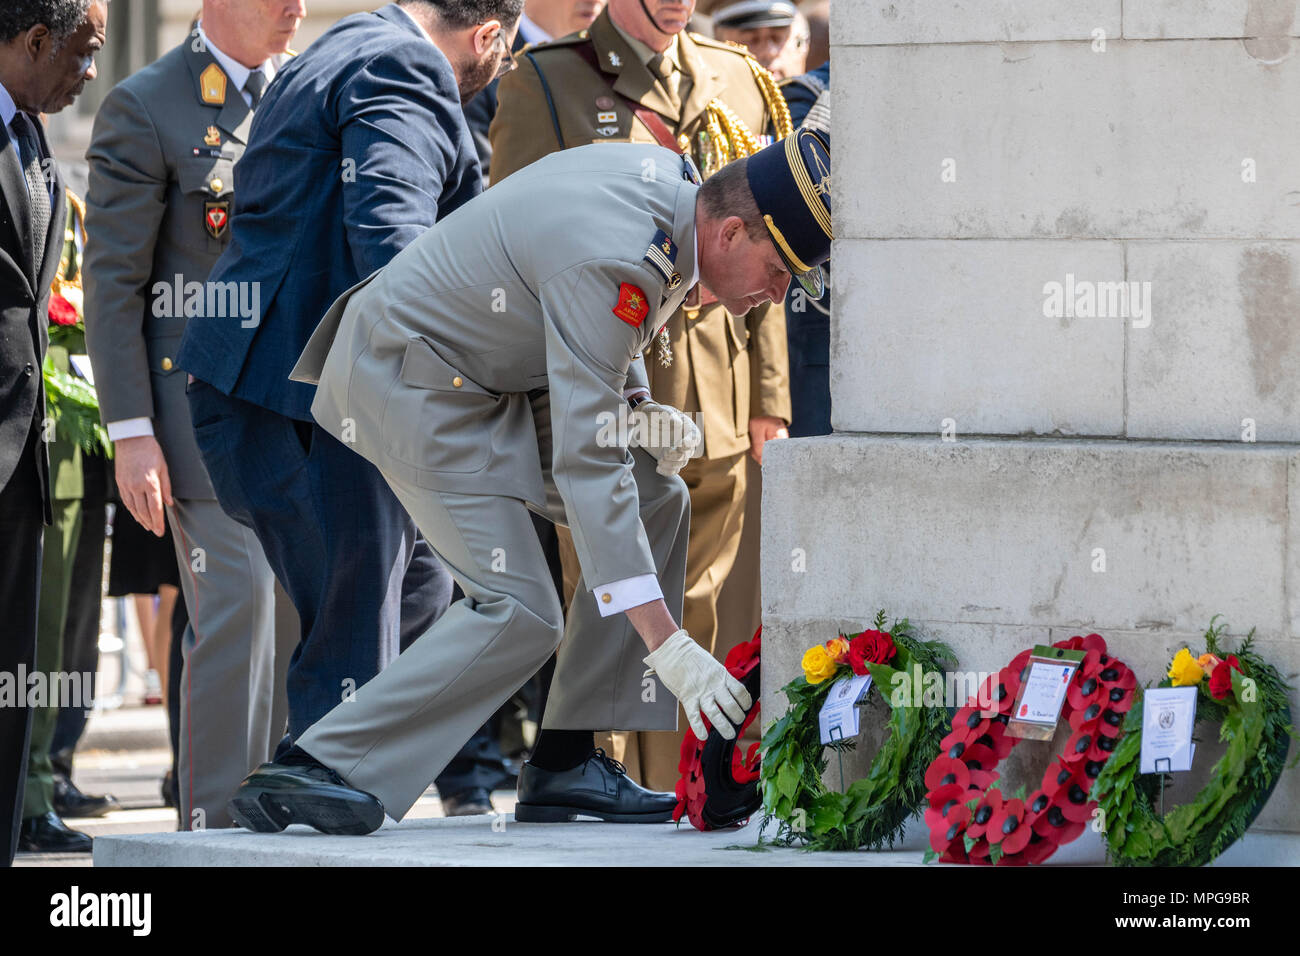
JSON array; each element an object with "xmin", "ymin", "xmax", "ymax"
[{"xmin": 697, "ymin": 56, "xmax": 794, "ymax": 172}]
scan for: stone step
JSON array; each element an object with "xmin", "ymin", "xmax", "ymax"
[{"xmin": 91, "ymin": 814, "xmax": 1298, "ymax": 866}]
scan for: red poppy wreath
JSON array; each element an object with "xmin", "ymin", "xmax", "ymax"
[
  {"xmin": 923, "ymin": 634, "xmax": 1136, "ymax": 865},
  {"xmin": 673, "ymin": 629, "xmax": 762, "ymax": 831}
]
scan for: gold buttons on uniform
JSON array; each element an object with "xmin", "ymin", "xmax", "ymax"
[
  {"xmin": 601, "ymin": 593, "xmax": 612, "ymax": 604},
  {"xmin": 452, "ymin": 376, "xmax": 463, "ymax": 388},
  {"xmin": 161, "ymin": 357, "xmax": 173, "ymax": 371},
  {"xmin": 209, "ymin": 177, "xmax": 224, "ymax": 194}
]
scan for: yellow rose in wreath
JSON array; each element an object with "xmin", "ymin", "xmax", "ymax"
[
  {"xmin": 802, "ymin": 645, "xmax": 839, "ymax": 684},
  {"xmin": 1168, "ymin": 647, "xmax": 1205, "ymax": 687}
]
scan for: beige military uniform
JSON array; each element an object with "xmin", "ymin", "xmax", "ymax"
[
  {"xmin": 490, "ymin": 10, "xmax": 792, "ymax": 790},
  {"xmin": 288, "ymin": 144, "xmax": 699, "ymax": 819}
]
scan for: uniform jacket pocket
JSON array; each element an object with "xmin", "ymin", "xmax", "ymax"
[{"xmin": 381, "ymin": 336, "xmax": 496, "ymax": 475}]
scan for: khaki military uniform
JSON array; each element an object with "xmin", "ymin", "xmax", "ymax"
[{"xmin": 490, "ymin": 10, "xmax": 792, "ymax": 790}]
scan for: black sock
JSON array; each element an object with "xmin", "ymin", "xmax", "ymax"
[
  {"xmin": 278, "ymin": 744, "xmax": 324, "ymax": 768},
  {"xmin": 528, "ymin": 729, "xmax": 595, "ymax": 771}
]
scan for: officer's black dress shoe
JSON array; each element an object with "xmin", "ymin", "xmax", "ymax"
[
  {"xmin": 515, "ymin": 748, "xmax": 677, "ymax": 823},
  {"xmin": 18, "ymin": 812, "xmax": 93, "ymax": 853},
  {"xmin": 228, "ymin": 753, "xmax": 386, "ymax": 835},
  {"xmin": 54, "ymin": 773, "xmax": 120, "ymax": 819},
  {"xmin": 442, "ymin": 787, "xmax": 494, "ymax": 816}
]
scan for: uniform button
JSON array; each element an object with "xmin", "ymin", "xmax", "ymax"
[
  {"xmin": 23, "ymin": 362, "xmax": 33, "ymax": 376},
  {"xmin": 601, "ymin": 593, "xmax": 611, "ymax": 604},
  {"xmin": 209, "ymin": 177, "xmax": 224, "ymax": 193},
  {"xmin": 452, "ymin": 376, "xmax": 463, "ymax": 388},
  {"xmin": 161, "ymin": 357, "xmax": 173, "ymax": 371}
]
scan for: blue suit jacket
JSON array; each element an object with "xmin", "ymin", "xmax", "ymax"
[{"xmin": 178, "ymin": 3, "xmax": 481, "ymax": 420}]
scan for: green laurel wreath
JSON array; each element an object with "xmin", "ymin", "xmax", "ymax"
[
  {"xmin": 43, "ymin": 353, "xmax": 111, "ymax": 457},
  {"xmin": 760, "ymin": 612, "xmax": 956, "ymax": 851},
  {"xmin": 1093, "ymin": 618, "xmax": 1296, "ymax": 866}
]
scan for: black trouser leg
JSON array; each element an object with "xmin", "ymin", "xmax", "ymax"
[{"xmin": 0, "ymin": 431, "xmax": 45, "ymax": 865}]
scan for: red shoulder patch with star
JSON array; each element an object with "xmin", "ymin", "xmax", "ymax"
[{"xmin": 613, "ymin": 282, "xmax": 650, "ymax": 327}]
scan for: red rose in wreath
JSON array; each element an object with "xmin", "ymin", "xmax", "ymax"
[
  {"xmin": 48, "ymin": 293, "xmax": 78, "ymax": 326},
  {"xmin": 1209, "ymin": 654, "xmax": 1242, "ymax": 701},
  {"xmin": 847, "ymin": 629, "xmax": 896, "ymax": 675}
]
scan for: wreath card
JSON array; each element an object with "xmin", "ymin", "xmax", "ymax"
[
  {"xmin": 1139, "ymin": 686, "xmax": 1197, "ymax": 773},
  {"xmin": 1006, "ymin": 645, "xmax": 1084, "ymax": 740}
]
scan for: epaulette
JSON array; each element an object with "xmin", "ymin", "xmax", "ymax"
[
  {"xmin": 643, "ymin": 229, "xmax": 683, "ymax": 289},
  {"xmin": 527, "ymin": 29, "xmax": 593, "ymax": 53},
  {"xmin": 687, "ymin": 32, "xmax": 754, "ymax": 57}
]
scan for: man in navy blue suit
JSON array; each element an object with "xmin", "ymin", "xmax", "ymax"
[
  {"xmin": 176, "ymin": 1, "xmax": 523, "ymax": 803},
  {"xmin": 780, "ymin": 59, "xmax": 830, "ymax": 437}
]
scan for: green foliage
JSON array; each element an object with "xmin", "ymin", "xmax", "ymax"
[
  {"xmin": 42, "ymin": 354, "xmax": 111, "ymax": 457},
  {"xmin": 1092, "ymin": 619, "xmax": 1296, "ymax": 867},
  {"xmin": 760, "ymin": 614, "xmax": 957, "ymax": 851}
]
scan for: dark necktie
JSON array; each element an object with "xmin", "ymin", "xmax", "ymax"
[
  {"xmin": 244, "ymin": 70, "xmax": 268, "ymax": 108},
  {"xmin": 649, "ymin": 53, "xmax": 681, "ymax": 109},
  {"xmin": 12, "ymin": 111, "xmax": 51, "ymax": 278}
]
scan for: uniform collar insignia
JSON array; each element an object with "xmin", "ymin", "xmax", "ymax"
[{"xmin": 199, "ymin": 62, "xmax": 227, "ymax": 105}]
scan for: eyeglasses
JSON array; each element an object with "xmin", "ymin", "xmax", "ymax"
[{"xmin": 493, "ymin": 33, "xmax": 517, "ymax": 79}]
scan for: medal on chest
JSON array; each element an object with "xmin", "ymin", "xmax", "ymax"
[{"xmin": 656, "ymin": 325, "xmax": 673, "ymax": 368}]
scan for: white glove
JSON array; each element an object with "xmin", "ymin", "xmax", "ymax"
[
  {"xmin": 628, "ymin": 400, "xmax": 701, "ymax": 477},
  {"xmin": 643, "ymin": 629, "xmax": 752, "ymax": 741}
]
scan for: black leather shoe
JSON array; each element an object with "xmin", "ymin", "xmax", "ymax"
[
  {"xmin": 18, "ymin": 812, "xmax": 93, "ymax": 853},
  {"xmin": 228, "ymin": 758, "xmax": 386, "ymax": 835},
  {"xmin": 515, "ymin": 749, "xmax": 676, "ymax": 823},
  {"xmin": 442, "ymin": 787, "xmax": 494, "ymax": 817},
  {"xmin": 54, "ymin": 773, "xmax": 120, "ymax": 819}
]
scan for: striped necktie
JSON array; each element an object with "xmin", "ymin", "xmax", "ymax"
[{"xmin": 11, "ymin": 112, "xmax": 51, "ymax": 279}]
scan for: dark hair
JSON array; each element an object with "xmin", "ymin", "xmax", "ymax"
[
  {"xmin": 401, "ymin": 0, "xmax": 524, "ymax": 30},
  {"xmin": 0, "ymin": 0, "xmax": 92, "ymax": 44},
  {"xmin": 698, "ymin": 156, "xmax": 767, "ymax": 242}
]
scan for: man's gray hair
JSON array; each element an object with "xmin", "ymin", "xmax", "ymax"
[{"xmin": 0, "ymin": 0, "xmax": 93, "ymax": 45}]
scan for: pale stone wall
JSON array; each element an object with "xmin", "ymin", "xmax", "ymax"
[{"xmin": 763, "ymin": 1, "xmax": 1300, "ymax": 834}]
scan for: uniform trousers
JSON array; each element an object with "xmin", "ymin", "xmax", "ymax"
[
  {"xmin": 49, "ymin": 453, "xmax": 109, "ymax": 772},
  {"xmin": 0, "ymin": 429, "xmax": 44, "ymax": 865},
  {"xmin": 297, "ymin": 391, "xmax": 690, "ymax": 820},
  {"xmin": 21, "ymin": 493, "xmax": 82, "ymax": 820},
  {"xmin": 167, "ymin": 496, "xmax": 291, "ymax": 829},
  {"xmin": 571, "ymin": 449, "xmax": 750, "ymax": 790}
]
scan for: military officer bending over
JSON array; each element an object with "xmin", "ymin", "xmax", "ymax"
[{"xmin": 223, "ymin": 131, "xmax": 831, "ymax": 834}]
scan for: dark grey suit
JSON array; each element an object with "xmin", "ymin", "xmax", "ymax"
[
  {"xmin": 0, "ymin": 109, "xmax": 65, "ymax": 866},
  {"xmin": 83, "ymin": 37, "xmax": 296, "ymax": 830}
]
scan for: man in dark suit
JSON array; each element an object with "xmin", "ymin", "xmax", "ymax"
[
  {"xmin": 176, "ymin": 2, "xmax": 522, "ymax": 788},
  {"xmin": 0, "ymin": 0, "xmax": 107, "ymax": 866}
]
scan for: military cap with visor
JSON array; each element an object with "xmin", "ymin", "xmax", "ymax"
[{"xmin": 745, "ymin": 128, "xmax": 831, "ymax": 297}]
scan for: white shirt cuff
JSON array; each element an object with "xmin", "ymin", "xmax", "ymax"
[
  {"xmin": 107, "ymin": 418, "xmax": 154, "ymax": 442},
  {"xmin": 622, "ymin": 387, "xmax": 651, "ymax": 401},
  {"xmin": 591, "ymin": 573, "xmax": 663, "ymax": 617}
]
